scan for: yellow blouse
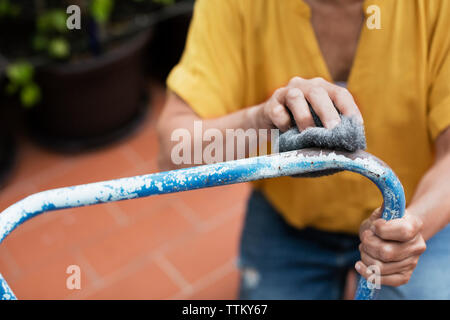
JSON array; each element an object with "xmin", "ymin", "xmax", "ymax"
[{"xmin": 167, "ymin": 0, "xmax": 450, "ymax": 234}]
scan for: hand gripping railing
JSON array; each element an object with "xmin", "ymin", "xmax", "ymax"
[{"xmin": 0, "ymin": 149, "xmax": 405, "ymax": 300}]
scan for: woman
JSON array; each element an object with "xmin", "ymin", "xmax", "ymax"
[{"xmin": 157, "ymin": 0, "xmax": 450, "ymax": 299}]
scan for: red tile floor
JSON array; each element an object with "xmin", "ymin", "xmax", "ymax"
[{"xmin": 0, "ymin": 83, "xmax": 250, "ymax": 299}]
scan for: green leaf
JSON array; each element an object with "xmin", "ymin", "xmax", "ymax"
[
  {"xmin": 0, "ymin": 0, "xmax": 20, "ymax": 18},
  {"xmin": 37, "ymin": 12, "xmax": 51, "ymax": 32},
  {"xmin": 33, "ymin": 34, "xmax": 48, "ymax": 51},
  {"xmin": 48, "ymin": 38, "xmax": 70, "ymax": 59},
  {"xmin": 20, "ymin": 83, "xmax": 41, "ymax": 108},
  {"xmin": 90, "ymin": 0, "xmax": 114, "ymax": 25},
  {"xmin": 6, "ymin": 62, "xmax": 34, "ymax": 86},
  {"xmin": 37, "ymin": 9, "xmax": 68, "ymax": 33},
  {"xmin": 50, "ymin": 10, "xmax": 68, "ymax": 33},
  {"xmin": 0, "ymin": 0, "xmax": 9, "ymax": 17}
]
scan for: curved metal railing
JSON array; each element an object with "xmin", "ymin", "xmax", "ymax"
[{"xmin": 0, "ymin": 149, "xmax": 405, "ymax": 300}]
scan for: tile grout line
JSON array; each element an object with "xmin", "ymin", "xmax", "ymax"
[
  {"xmin": 150, "ymin": 202, "xmax": 245, "ymax": 259},
  {"xmin": 0, "ymin": 179, "xmax": 38, "ymax": 208},
  {"xmin": 30, "ymin": 159, "xmax": 78, "ymax": 187},
  {"xmin": 66, "ymin": 240, "xmax": 187, "ymax": 300},
  {"xmin": 65, "ymin": 250, "xmax": 151, "ymax": 300},
  {"xmin": 8, "ymin": 207, "xmax": 71, "ymax": 236},
  {"xmin": 0, "ymin": 180, "xmax": 66, "ymax": 237},
  {"xmin": 72, "ymin": 249, "xmax": 104, "ymax": 288},
  {"xmin": 197, "ymin": 203, "xmax": 246, "ymax": 233},
  {"xmin": 2, "ymin": 188, "xmax": 246, "ymax": 282},
  {"xmin": 64, "ymin": 210, "xmax": 198, "ymax": 299},
  {"xmin": 153, "ymin": 254, "xmax": 193, "ymax": 294},
  {"xmin": 171, "ymin": 199, "xmax": 203, "ymax": 231},
  {"xmin": 108, "ymin": 193, "xmax": 173, "ymax": 226},
  {"xmin": 0, "ymin": 246, "xmax": 22, "ymax": 280},
  {"xmin": 5, "ymin": 154, "xmax": 246, "ymax": 299},
  {"xmin": 61, "ymin": 203, "xmax": 244, "ymax": 299},
  {"xmin": 170, "ymin": 258, "xmax": 238, "ymax": 300},
  {"xmin": 169, "ymin": 187, "xmax": 250, "ymax": 233},
  {"xmin": 119, "ymin": 144, "xmax": 147, "ymax": 170},
  {"xmin": 104, "ymin": 202, "xmax": 131, "ymax": 227}
]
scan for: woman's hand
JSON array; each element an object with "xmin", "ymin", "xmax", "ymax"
[
  {"xmin": 251, "ymin": 76, "xmax": 363, "ymax": 132},
  {"xmin": 356, "ymin": 208, "xmax": 427, "ymax": 287}
]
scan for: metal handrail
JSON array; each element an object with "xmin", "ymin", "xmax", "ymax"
[{"xmin": 0, "ymin": 149, "xmax": 405, "ymax": 300}]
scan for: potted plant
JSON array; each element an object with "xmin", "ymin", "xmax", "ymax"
[{"xmin": 1, "ymin": 0, "xmax": 173, "ymax": 152}]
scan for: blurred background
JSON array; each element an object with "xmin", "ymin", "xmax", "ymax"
[{"xmin": 0, "ymin": 0, "xmax": 250, "ymax": 299}]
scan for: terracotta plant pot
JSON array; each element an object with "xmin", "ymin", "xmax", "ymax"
[{"xmin": 27, "ymin": 30, "xmax": 151, "ymax": 152}]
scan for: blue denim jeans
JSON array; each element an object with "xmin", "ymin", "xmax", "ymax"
[{"xmin": 238, "ymin": 191, "xmax": 450, "ymax": 300}]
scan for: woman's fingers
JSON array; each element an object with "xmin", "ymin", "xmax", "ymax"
[
  {"xmin": 304, "ymin": 86, "xmax": 341, "ymax": 129},
  {"xmin": 287, "ymin": 76, "xmax": 341, "ymax": 129},
  {"xmin": 266, "ymin": 88, "xmax": 292, "ymax": 132},
  {"xmin": 285, "ymin": 88, "xmax": 315, "ymax": 130},
  {"xmin": 318, "ymin": 79, "xmax": 364, "ymax": 123},
  {"xmin": 372, "ymin": 213, "xmax": 424, "ymax": 242},
  {"xmin": 357, "ymin": 209, "xmax": 426, "ymax": 288},
  {"xmin": 360, "ymin": 230, "xmax": 426, "ymax": 263},
  {"xmin": 359, "ymin": 250, "xmax": 419, "ymax": 276},
  {"xmin": 263, "ymin": 76, "xmax": 363, "ymax": 131}
]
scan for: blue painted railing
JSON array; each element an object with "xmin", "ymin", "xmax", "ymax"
[{"xmin": 0, "ymin": 149, "xmax": 405, "ymax": 300}]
